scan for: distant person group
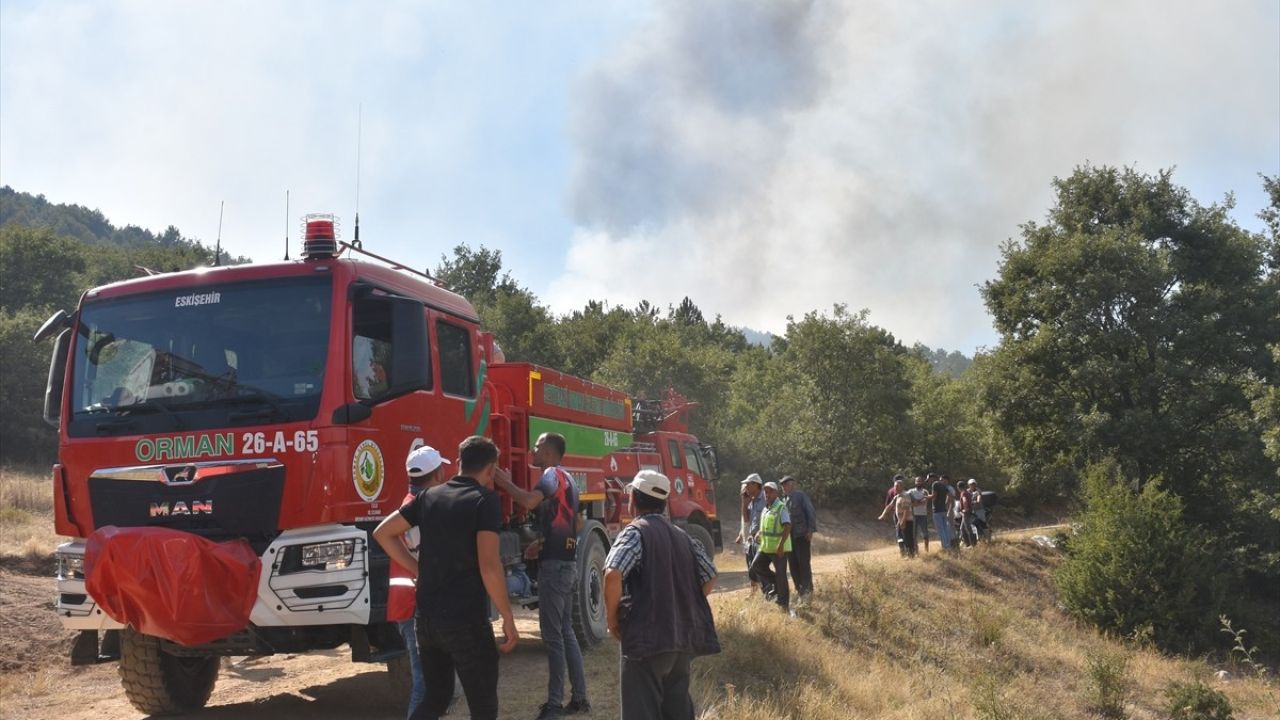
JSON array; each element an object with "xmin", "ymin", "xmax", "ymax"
[
  {"xmin": 735, "ymin": 473, "xmax": 818, "ymax": 614},
  {"xmin": 878, "ymin": 473, "xmax": 995, "ymax": 557},
  {"xmin": 374, "ymin": 433, "xmax": 721, "ymax": 720}
]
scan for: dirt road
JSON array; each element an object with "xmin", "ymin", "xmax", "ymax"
[{"xmin": 0, "ymin": 523, "xmax": 1055, "ymax": 720}]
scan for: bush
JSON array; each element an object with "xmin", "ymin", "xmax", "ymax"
[
  {"xmin": 1083, "ymin": 647, "xmax": 1131, "ymax": 718},
  {"xmin": 1054, "ymin": 461, "xmax": 1225, "ymax": 651},
  {"xmin": 1164, "ymin": 680, "xmax": 1233, "ymax": 720}
]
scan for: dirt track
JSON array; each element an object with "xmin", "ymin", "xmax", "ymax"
[
  {"xmin": 0, "ymin": 521, "xmax": 1051, "ymax": 719},
  {"xmin": 0, "ymin": 549, "xmax": 770, "ymax": 720}
]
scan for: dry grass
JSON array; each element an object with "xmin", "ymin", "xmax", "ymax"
[
  {"xmin": 0, "ymin": 465, "xmax": 63, "ymax": 561},
  {"xmin": 692, "ymin": 541, "xmax": 1280, "ymax": 719}
]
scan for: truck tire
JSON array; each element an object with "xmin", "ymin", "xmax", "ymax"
[
  {"xmin": 686, "ymin": 523, "xmax": 716, "ymax": 559},
  {"xmin": 118, "ymin": 628, "xmax": 219, "ymax": 715},
  {"xmin": 571, "ymin": 530, "xmax": 608, "ymax": 647}
]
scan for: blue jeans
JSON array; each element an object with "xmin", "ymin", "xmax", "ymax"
[
  {"xmin": 539, "ymin": 559, "xmax": 588, "ymax": 706},
  {"xmin": 397, "ymin": 619, "xmax": 426, "ymax": 719},
  {"xmin": 932, "ymin": 512, "xmax": 953, "ymax": 549}
]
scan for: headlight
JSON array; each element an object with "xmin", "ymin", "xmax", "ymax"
[
  {"xmin": 57, "ymin": 553, "xmax": 85, "ymax": 580},
  {"xmin": 300, "ymin": 540, "xmax": 355, "ymax": 570}
]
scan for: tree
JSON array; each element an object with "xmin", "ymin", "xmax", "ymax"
[
  {"xmin": 433, "ymin": 244, "xmax": 518, "ymax": 304},
  {"xmin": 0, "ymin": 226, "xmax": 86, "ymax": 310},
  {"xmin": 981, "ymin": 167, "xmax": 1278, "ymax": 495},
  {"xmin": 981, "ymin": 165, "xmax": 1280, "ymax": 588}
]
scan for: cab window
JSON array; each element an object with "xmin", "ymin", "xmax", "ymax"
[
  {"xmin": 352, "ymin": 298, "xmax": 394, "ymax": 401},
  {"xmin": 437, "ymin": 320, "xmax": 474, "ymax": 397},
  {"xmin": 684, "ymin": 443, "xmax": 706, "ymax": 477},
  {"xmin": 667, "ymin": 439, "xmax": 682, "ymax": 468}
]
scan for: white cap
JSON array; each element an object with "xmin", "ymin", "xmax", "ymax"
[
  {"xmin": 407, "ymin": 446, "xmax": 451, "ymax": 477},
  {"xmin": 629, "ymin": 470, "xmax": 671, "ymax": 499},
  {"xmin": 967, "ymin": 479, "xmax": 978, "ymax": 487},
  {"xmin": 742, "ymin": 473, "xmax": 763, "ymax": 486},
  {"xmin": 763, "ymin": 481, "xmax": 780, "ymax": 492}
]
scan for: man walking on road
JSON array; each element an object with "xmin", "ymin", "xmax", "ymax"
[
  {"xmin": 374, "ymin": 435, "xmax": 519, "ymax": 720},
  {"xmin": 604, "ymin": 470, "xmax": 720, "ymax": 720},
  {"xmin": 750, "ymin": 481, "xmax": 793, "ymax": 611},
  {"xmin": 496, "ymin": 432, "xmax": 590, "ymax": 719},
  {"xmin": 780, "ymin": 475, "xmax": 816, "ymax": 601}
]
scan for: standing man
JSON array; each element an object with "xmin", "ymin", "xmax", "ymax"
[
  {"xmin": 374, "ymin": 435, "xmax": 519, "ymax": 720},
  {"xmin": 930, "ymin": 473, "xmax": 955, "ymax": 552},
  {"xmin": 604, "ymin": 470, "xmax": 720, "ymax": 720},
  {"xmin": 387, "ymin": 445, "xmax": 452, "ymax": 718},
  {"xmin": 734, "ymin": 474, "xmax": 766, "ymax": 594},
  {"xmin": 750, "ymin": 481, "xmax": 792, "ymax": 612},
  {"xmin": 780, "ymin": 475, "xmax": 817, "ymax": 601},
  {"xmin": 495, "ymin": 433, "xmax": 590, "ymax": 719},
  {"xmin": 879, "ymin": 477, "xmax": 908, "ymax": 556},
  {"xmin": 909, "ymin": 476, "xmax": 931, "ymax": 553}
]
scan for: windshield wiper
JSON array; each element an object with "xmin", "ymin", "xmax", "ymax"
[
  {"xmin": 216, "ymin": 390, "xmax": 288, "ymax": 424},
  {"xmin": 118, "ymin": 399, "xmax": 186, "ymax": 429}
]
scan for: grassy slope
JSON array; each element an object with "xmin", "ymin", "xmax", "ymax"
[
  {"xmin": 693, "ymin": 543, "xmax": 1278, "ymax": 720},
  {"xmin": 2, "ymin": 466, "xmax": 1276, "ymax": 718}
]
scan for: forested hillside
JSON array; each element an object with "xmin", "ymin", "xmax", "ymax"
[
  {"xmin": 1, "ymin": 168, "xmax": 1278, "ymax": 657},
  {"xmin": 0, "ymin": 187, "xmax": 247, "ymax": 462}
]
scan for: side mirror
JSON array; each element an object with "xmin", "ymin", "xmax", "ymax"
[
  {"xmin": 44, "ymin": 329, "xmax": 72, "ymax": 428},
  {"xmin": 33, "ymin": 309, "xmax": 71, "ymax": 343},
  {"xmin": 387, "ymin": 297, "xmax": 429, "ymax": 397}
]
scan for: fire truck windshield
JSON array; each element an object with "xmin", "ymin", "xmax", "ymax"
[{"xmin": 67, "ymin": 276, "xmax": 332, "ymax": 437}]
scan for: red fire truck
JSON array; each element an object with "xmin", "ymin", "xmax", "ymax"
[{"xmin": 33, "ymin": 218, "xmax": 722, "ymax": 714}]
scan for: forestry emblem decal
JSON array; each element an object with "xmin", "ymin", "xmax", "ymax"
[{"xmin": 352, "ymin": 439, "xmax": 385, "ymax": 502}]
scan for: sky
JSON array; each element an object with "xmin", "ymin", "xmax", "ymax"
[{"xmin": 2, "ymin": 0, "xmax": 1277, "ymax": 354}]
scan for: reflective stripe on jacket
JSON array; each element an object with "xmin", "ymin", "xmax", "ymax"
[{"xmin": 759, "ymin": 500, "xmax": 792, "ymax": 554}]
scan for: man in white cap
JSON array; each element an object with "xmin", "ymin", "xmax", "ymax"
[
  {"xmin": 750, "ymin": 481, "xmax": 793, "ymax": 611},
  {"xmin": 734, "ymin": 474, "xmax": 766, "ymax": 593},
  {"xmin": 604, "ymin": 470, "xmax": 720, "ymax": 720},
  {"xmin": 387, "ymin": 445, "xmax": 451, "ymax": 719}
]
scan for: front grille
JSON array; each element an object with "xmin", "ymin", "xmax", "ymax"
[{"xmin": 87, "ymin": 462, "xmax": 285, "ymax": 537}]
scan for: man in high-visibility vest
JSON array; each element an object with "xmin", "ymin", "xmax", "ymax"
[{"xmin": 749, "ymin": 481, "xmax": 793, "ymax": 612}]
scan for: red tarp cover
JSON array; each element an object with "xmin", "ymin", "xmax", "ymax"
[{"xmin": 85, "ymin": 526, "xmax": 261, "ymax": 646}]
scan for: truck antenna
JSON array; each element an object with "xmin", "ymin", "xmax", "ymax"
[
  {"xmin": 215, "ymin": 200, "xmax": 224, "ymax": 267},
  {"xmin": 284, "ymin": 190, "xmax": 290, "ymax": 260},
  {"xmin": 353, "ymin": 104, "xmax": 363, "ymax": 250}
]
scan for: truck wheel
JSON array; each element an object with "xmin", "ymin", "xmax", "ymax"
[
  {"xmin": 572, "ymin": 531, "xmax": 608, "ymax": 647},
  {"xmin": 687, "ymin": 523, "xmax": 716, "ymax": 559},
  {"xmin": 118, "ymin": 628, "xmax": 219, "ymax": 715}
]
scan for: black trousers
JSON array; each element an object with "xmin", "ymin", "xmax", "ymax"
[
  {"xmin": 787, "ymin": 535, "xmax": 813, "ymax": 595},
  {"xmin": 413, "ymin": 616, "xmax": 499, "ymax": 720},
  {"xmin": 750, "ymin": 550, "xmax": 790, "ymax": 609},
  {"xmin": 620, "ymin": 651, "xmax": 695, "ymax": 720},
  {"xmin": 899, "ymin": 520, "xmax": 917, "ymax": 557}
]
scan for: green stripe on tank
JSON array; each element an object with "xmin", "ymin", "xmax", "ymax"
[{"xmin": 527, "ymin": 416, "xmax": 632, "ymax": 457}]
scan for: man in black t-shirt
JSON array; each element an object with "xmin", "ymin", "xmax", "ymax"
[{"xmin": 375, "ymin": 435, "xmax": 518, "ymax": 720}]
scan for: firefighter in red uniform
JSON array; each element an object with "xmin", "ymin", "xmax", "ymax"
[{"xmin": 388, "ymin": 445, "xmax": 451, "ymax": 719}]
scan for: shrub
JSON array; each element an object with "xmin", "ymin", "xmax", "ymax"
[
  {"xmin": 1083, "ymin": 647, "xmax": 1131, "ymax": 719},
  {"xmin": 1054, "ymin": 461, "xmax": 1225, "ymax": 651},
  {"xmin": 1163, "ymin": 680, "xmax": 1233, "ymax": 720}
]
